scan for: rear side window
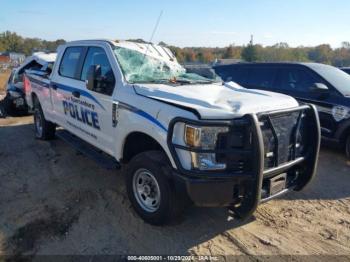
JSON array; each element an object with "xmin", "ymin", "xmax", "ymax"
[
  {"xmin": 245, "ymin": 67, "xmax": 277, "ymax": 89},
  {"xmin": 59, "ymin": 47, "xmax": 84, "ymax": 79}
]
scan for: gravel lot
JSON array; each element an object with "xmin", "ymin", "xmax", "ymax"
[{"xmin": 0, "ymin": 115, "xmax": 349, "ymax": 259}]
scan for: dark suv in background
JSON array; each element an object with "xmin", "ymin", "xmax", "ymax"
[
  {"xmin": 214, "ymin": 62, "xmax": 350, "ymax": 158},
  {"xmin": 341, "ymin": 67, "xmax": 350, "ymax": 75}
]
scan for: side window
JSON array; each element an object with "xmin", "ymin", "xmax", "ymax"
[
  {"xmin": 278, "ymin": 68, "xmax": 320, "ymax": 92},
  {"xmin": 81, "ymin": 47, "xmax": 115, "ymax": 96},
  {"xmin": 59, "ymin": 47, "xmax": 84, "ymax": 79},
  {"xmin": 245, "ymin": 67, "xmax": 277, "ymax": 89},
  {"xmin": 216, "ymin": 66, "xmax": 248, "ymax": 85}
]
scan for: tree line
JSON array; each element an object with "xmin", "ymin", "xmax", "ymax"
[
  {"xmin": 1, "ymin": 31, "xmax": 350, "ymax": 67},
  {"xmin": 166, "ymin": 41, "xmax": 350, "ymax": 67},
  {"xmin": 0, "ymin": 31, "xmax": 65, "ymax": 56}
]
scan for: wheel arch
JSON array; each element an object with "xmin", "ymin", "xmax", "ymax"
[
  {"xmin": 120, "ymin": 131, "xmax": 175, "ymax": 167},
  {"xmin": 31, "ymin": 92, "xmax": 38, "ymax": 106}
]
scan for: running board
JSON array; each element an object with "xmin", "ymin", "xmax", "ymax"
[{"xmin": 56, "ymin": 130, "xmax": 121, "ymax": 170}]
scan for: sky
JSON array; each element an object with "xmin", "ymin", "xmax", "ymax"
[{"xmin": 0, "ymin": 0, "xmax": 349, "ymax": 48}]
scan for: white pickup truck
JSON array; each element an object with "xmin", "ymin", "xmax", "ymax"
[{"xmin": 24, "ymin": 40, "xmax": 321, "ymax": 225}]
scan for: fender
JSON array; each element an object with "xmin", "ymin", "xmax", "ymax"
[{"xmin": 113, "ymin": 104, "xmax": 178, "ymax": 168}]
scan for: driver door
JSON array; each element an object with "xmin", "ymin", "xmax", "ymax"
[{"xmin": 79, "ymin": 46, "xmax": 117, "ymax": 154}]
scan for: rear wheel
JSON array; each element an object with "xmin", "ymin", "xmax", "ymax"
[
  {"xmin": 33, "ymin": 100, "xmax": 56, "ymax": 140},
  {"xmin": 125, "ymin": 151, "xmax": 184, "ymax": 225}
]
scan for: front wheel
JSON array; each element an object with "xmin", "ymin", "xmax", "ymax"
[
  {"xmin": 346, "ymin": 134, "xmax": 350, "ymax": 159},
  {"xmin": 33, "ymin": 102, "xmax": 56, "ymax": 140},
  {"xmin": 125, "ymin": 151, "xmax": 184, "ymax": 225}
]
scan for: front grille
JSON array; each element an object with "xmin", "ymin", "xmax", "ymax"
[
  {"xmin": 260, "ymin": 111, "xmax": 306, "ymax": 170},
  {"xmin": 216, "ymin": 123, "xmax": 251, "ymax": 173},
  {"xmin": 214, "ymin": 108, "xmax": 311, "ymax": 175}
]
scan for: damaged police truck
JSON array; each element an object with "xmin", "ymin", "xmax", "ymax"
[{"xmin": 24, "ymin": 40, "xmax": 321, "ymax": 225}]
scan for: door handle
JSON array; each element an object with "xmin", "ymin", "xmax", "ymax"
[
  {"xmin": 51, "ymin": 84, "xmax": 58, "ymax": 90},
  {"xmin": 72, "ymin": 91, "xmax": 80, "ymax": 98}
]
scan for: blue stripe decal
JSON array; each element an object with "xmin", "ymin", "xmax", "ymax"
[
  {"xmin": 27, "ymin": 76, "xmax": 50, "ymax": 88},
  {"xmin": 53, "ymin": 82, "xmax": 105, "ymax": 111},
  {"xmin": 135, "ymin": 109, "xmax": 167, "ymax": 132},
  {"xmin": 118, "ymin": 101, "xmax": 167, "ymax": 132}
]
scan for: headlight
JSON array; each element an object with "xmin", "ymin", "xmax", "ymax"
[
  {"xmin": 184, "ymin": 125, "xmax": 229, "ymax": 149},
  {"xmin": 8, "ymin": 90, "xmax": 22, "ymax": 98},
  {"xmin": 172, "ymin": 122, "xmax": 229, "ymax": 171}
]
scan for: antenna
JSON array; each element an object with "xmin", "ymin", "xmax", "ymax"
[
  {"xmin": 137, "ymin": 10, "xmax": 163, "ymax": 77},
  {"xmin": 143, "ymin": 10, "xmax": 163, "ymax": 58},
  {"xmin": 149, "ymin": 10, "xmax": 163, "ymax": 45}
]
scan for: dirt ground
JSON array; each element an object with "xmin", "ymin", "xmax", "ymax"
[
  {"xmin": 0, "ymin": 114, "xmax": 349, "ymax": 259},
  {"xmin": 0, "ymin": 70, "xmax": 10, "ymax": 93}
]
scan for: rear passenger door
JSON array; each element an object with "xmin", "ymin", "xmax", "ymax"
[
  {"xmin": 51, "ymin": 45, "xmax": 117, "ymax": 155},
  {"xmin": 51, "ymin": 46, "xmax": 86, "ymax": 125}
]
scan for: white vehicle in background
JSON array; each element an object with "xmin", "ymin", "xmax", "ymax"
[
  {"xmin": 24, "ymin": 40, "xmax": 320, "ymax": 225},
  {"xmin": 3, "ymin": 52, "xmax": 56, "ymax": 115}
]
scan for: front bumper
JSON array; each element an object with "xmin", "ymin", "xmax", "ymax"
[{"xmin": 168, "ymin": 104, "xmax": 321, "ymax": 219}]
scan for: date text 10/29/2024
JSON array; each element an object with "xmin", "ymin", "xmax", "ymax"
[{"xmin": 127, "ymin": 256, "xmax": 219, "ymax": 261}]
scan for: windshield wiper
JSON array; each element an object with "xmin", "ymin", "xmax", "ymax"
[
  {"xmin": 130, "ymin": 79, "xmax": 170, "ymax": 84},
  {"xmin": 173, "ymin": 78, "xmax": 193, "ymax": 84},
  {"xmin": 133, "ymin": 78, "xmax": 193, "ymax": 85}
]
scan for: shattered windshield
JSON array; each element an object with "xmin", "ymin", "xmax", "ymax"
[{"xmin": 113, "ymin": 46, "xmax": 218, "ymax": 84}]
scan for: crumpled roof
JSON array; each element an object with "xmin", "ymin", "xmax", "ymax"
[
  {"xmin": 26, "ymin": 52, "xmax": 57, "ymax": 66},
  {"xmin": 15, "ymin": 52, "xmax": 56, "ymax": 73}
]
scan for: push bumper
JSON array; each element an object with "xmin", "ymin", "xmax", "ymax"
[
  {"xmin": 169, "ymin": 105, "xmax": 321, "ymax": 219},
  {"xmin": 173, "ymin": 173, "xmax": 243, "ymax": 207}
]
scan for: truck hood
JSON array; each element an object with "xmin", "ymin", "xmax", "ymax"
[{"xmin": 134, "ymin": 82, "xmax": 299, "ymax": 119}]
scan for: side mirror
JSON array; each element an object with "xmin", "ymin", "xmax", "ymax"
[
  {"xmin": 310, "ymin": 83, "xmax": 329, "ymax": 93},
  {"xmin": 86, "ymin": 65, "xmax": 101, "ymax": 91}
]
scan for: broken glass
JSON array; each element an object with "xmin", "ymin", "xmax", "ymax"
[{"xmin": 113, "ymin": 47, "xmax": 217, "ymax": 84}]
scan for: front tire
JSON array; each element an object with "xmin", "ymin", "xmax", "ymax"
[
  {"xmin": 125, "ymin": 151, "xmax": 184, "ymax": 225},
  {"xmin": 33, "ymin": 101, "xmax": 56, "ymax": 140}
]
